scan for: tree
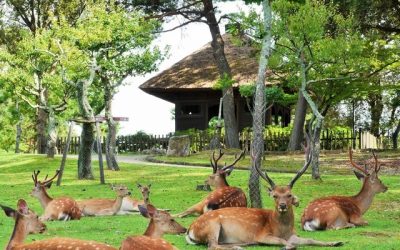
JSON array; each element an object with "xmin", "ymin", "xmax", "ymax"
[
  {"xmin": 93, "ymin": 3, "xmax": 163, "ymax": 171},
  {"xmin": 128, "ymin": 0, "xmax": 241, "ymax": 148},
  {"xmin": 2, "ymin": 0, "xmax": 86, "ymax": 154},
  {"xmin": 245, "ymin": 0, "xmax": 273, "ymax": 208}
]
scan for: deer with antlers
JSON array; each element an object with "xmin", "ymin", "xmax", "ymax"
[
  {"xmin": 30, "ymin": 170, "xmax": 81, "ymax": 221},
  {"xmin": 2, "ymin": 199, "xmax": 116, "ymax": 250},
  {"xmin": 77, "ymin": 184, "xmax": 131, "ymax": 216},
  {"xmin": 175, "ymin": 150, "xmax": 247, "ymax": 218},
  {"xmin": 186, "ymin": 138, "xmax": 343, "ymax": 249},
  {"xmin": 301, "ymin": 149, "xmax": 388, "ymax": 231},
  {"xmin": 120, "ymin": 204, "xmax": 186, "ymax": 250}
]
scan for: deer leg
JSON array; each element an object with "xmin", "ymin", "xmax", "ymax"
[
  {"xmin": 349, "ymin": 216, "xmax": 368, "ymax": 226},
  {"xmin": 288, "ymin": 235, "xmax": 343, "ymax": 247},
  {"xmin": 255, "ymin": 235, "xmax": 295, "ymax": 249},
  {"xmin": 175, "ymin": 202, "xmax": 203, "ymax": 218},
  {"xmin": 326, "ymin": 215, "xmax": 355, "ymax": 230}
]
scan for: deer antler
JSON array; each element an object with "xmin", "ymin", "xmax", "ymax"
[
  {"xmin": 371, "ymin": 150, "xmax": 381, "ymax": 173},
  {"xmin": 210, "ymin": 149, "xmax": 224, "ymax": 173},
  {"xmin": 252, "ymin": 150, "xmax": 276, "ymax": 188},
  {"xmin": 349, "ymin": 149, "xmax": 369, "ymax": 175},
  {"xmin": 32, "ymin": 170, "xmax": 40, "ymax": 185},
  {"xmin": 288, "ymin": 132, "xmax": 312, "ymax": 188},
  {"xmin": 221, "ymin": 151, "xmax": 245, "ymax": 172},
  {"xmin": 41, "ymin": 170, "xmax": 60, "ymax": 186}
]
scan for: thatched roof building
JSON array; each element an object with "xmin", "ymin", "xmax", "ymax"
[{"xmin": 139, "ymin": 34, "xmax": 290, "ymax": 132}]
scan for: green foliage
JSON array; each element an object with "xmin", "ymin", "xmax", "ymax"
[
  {"xmin": 213, "ymin": 73, "xmax": 235, "ymax": 90},
  {"xmin": 208, "ymin": 116, "xmax": 224, "ymax": 129}
]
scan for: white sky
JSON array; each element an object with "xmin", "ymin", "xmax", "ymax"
[{"xmin": 113, "ymin": 1, "xmax": 256, "ymax": 135}]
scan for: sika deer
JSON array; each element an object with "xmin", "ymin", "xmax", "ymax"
[
  {"xmin": 77, "ymin": 184, "xmax": 131, "ymax": 216},
  {"xmin": 30, "ymin": 170, "xmax": 81, "ymax": 221},
  {"xmin": 120, "ymin": 204, "xmax": 186, "ymax": 250},
  {"xmin": 2, "ymin": 199, "xmax": 116, "ymax": 250},
  {"xmin": 186, "ymin": 139, "xmax": 343, "ymax": 249},
  {"xmin": 301, "ymin": 149, "xmax": 388, "ymax": 231},
  {"xmin": 117, "ymin": 184, "xmax": 150, "ymax": 214},
  {"xmin": 176, "ymin": 150, "xmax": 247, "ymax": 218}
]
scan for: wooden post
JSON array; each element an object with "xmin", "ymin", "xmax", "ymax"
[
  {"xmin": 96, "ymin": 121, "xmax": 105, "ymax": 184},
  {"xmin": 57, "ymin": 121, "xmax": 73, "ymax": 186}
]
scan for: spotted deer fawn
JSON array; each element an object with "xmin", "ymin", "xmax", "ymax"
[
  {"xmin": 301, "ymin": 149, "xmax": 388, "ymax": 231},
  {"xmin": 2, "ymin": 199, "xmax": 116, "ymax": 250},
  {"xmin": 120, "ymin": 204, "xmax": 186, "ymax": 250},
  {"xmin": 186, "ymin": 140, "xmax": 343, "ymax": 249},
  {"xmin": 176, "ymin": 150, "xmax": 247, "ymax": 218},
  {"xmin": 30, "ymin": 170, "xmax": 81, "ymax": 221},
  {"xmin": 77, "ymin": 184, "xmax": 131, "ymax": 216},
  {"xmin": 118, "ymin": 184, "xmax": 151, "ymax": 214}
]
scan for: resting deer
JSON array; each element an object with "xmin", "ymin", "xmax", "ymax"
[
  {"xmin": 30, "ymin": 170, "xmax": 81, "ymax": 221},
  {"xmin": 176, "ymin": 150, "xmax": 247, "ymax": 218},
  {"xmin": 77, "ymin": 184, "xmax": 131, "ymax": 216},
  {"xmin": 118, "ymin": 184, "xmax": 150, "ymax": 214},
  {"xmin": 186, "ymin": 140, "xmax": 343, "ymax": 249},
  {"xmin": 2, "ymin": 199, "xmax": 116, "ymax": 250},
  {"xmin": 120, "ymin": 204, "xmax": 186, "ymax": 250},
  {"xmin": 301, "ymin": 149, "xmax": 388, "ymax": 231}
]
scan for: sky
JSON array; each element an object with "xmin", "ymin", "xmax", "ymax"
[{"xmin": 112, "ymin": 1, "xmax": 256, "ymax": 136}]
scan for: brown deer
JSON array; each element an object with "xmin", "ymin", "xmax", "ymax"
[
  {"xmin": 301, "ymin": 149, "xmax": 388, "ymax": 231},
  {"xmin": 120, "ymin": 204, "xmax": 186, "ymax": 250},
  {"xmin": 118, "ymin": 184, "xmax": 151, "ymax": 214},
  {"xmin": 2, "ymin": 199, "xmax": 116, "ymax": 250},
  {"xmin": 176, "ymin": 150, "xmax": 247, "ymax": 218},
  {"xmin": 30, "ymin": 170, "xmax": 81, "ymax": 221},
  {"xmin": 186, "ymin": 142, "xmax": 343, "ymax": 249},
  {"xmin": 77, "ymin": 184, "xmax": 131, "ymax": 216}
]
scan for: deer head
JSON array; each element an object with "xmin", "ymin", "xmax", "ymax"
[
  {"xmin": 206, "ymin": 150, "xmax": 244, "ymax": 188},
  {"xmin": 111, "ymin": 184, "xmax": 131, "ymax": 198},
  {"xmin": 137, "ymin": 183, "xmax": 151, "ymax": 204},
  {"xmin": 255, "ymin": 136, "xmax": 311, "ymax": 214},
  {"xmin": 138, "ymin": 204, "xmax": 186, "ymax": 237},
  {"xmin": 349, "ymin": 149, "xmax": 388, "ymax": 194},
  {"xmin": 30, "ymin": 170, "xmax": 60, "ymax": 198},
  {"xmin": 2, "ymin": 199, "xmax": 46, "ymax": 235}
]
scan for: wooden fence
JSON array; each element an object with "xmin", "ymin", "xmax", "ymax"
[{"xmin": 56, "ymin": 129, "xmax": 384, "ymax": 155}]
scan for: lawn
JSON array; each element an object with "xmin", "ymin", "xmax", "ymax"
[{"xmin": 0, "ymin": 151, "xmax": 399, "ymax": 250}]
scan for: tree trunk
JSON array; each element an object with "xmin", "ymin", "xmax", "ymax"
[
  {"xmin": 299, "ymin": 53, "xmax": 323, "ymax": 180},
  {"xmin": 36, "ymin": 107, "xmax": 48, "ymax": 154},
  {"xmin": 393, "ymin": 120, "xmax": 400, "ymax": 149},
  {"xmin": 368, "ymin": 84, "xmax": 383, "ymax": 138},
  {"xmin": 46, "ymin": 108, "xmax": 58, "ymax": 158},
  {"xmin": 104, "ymin": 85, "xmax": 120, "ymax": 171},
  {"xmin": 202, "ymin": 0, "xmax": 239, "ymax": 149},
  {"xmin": 77, "ymin": 78, "xmax": 95, "ymax": 179},
  {"xmin": 249, "ymin": 0, "xmax": 272, "ymax": 208},
  {"xmin": 15, "ymin": 102, "xmax": 22, "ymax": 153},
  {"xmin": 310, "ymin": 124, "xmax": 322, "ymax": 179},
  {"xmin": 287, "ymin": 91, "xmax": 307, "ymax": 151},
  {"xmin": 78, "ymin": 122, "xmax": 94, "ymax": 179}
]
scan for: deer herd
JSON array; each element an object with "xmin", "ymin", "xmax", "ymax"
[{"xmin": 1, "ymin": 145, "xmax": 388, "ymax": 250}]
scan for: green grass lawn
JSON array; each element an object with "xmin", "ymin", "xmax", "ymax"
[{"xmin": 0, "ymin": 151, "xmax": 399, "ymax": 249}]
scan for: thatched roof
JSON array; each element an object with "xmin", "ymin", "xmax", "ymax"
[{"xmin": 139, "ymin": 34, "xmax": 262, "ymax": 92}]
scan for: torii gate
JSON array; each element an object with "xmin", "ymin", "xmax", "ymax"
[{"xmin": 56, "ymin": 116, "xmax": 128, "ymax": 186}]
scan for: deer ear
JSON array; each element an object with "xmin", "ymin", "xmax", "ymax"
[
  {"xmin": 292, "ymin": 195, "xmax": 300, "ymax": 207},
  {"xmin": 138, "ymin": 205, "xmax": 150, "ymax": 218},
  {"xmin": 17, "ymin": 199, "xmax": 29, "ymax": 215},
  {"xmin": 44, "ymin": 181, "xmax": 53, "ymax": 189},
  {"xmin": 223, "ymin": 166, "xmax": 234, "ymax": 176},
  {"xmin": 353, "ymin": 170, "xmax": 365, "ymax": 181},
  {"xmin": 1, "ymin": 205, "xmax": 17, "ymax": 218}
]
